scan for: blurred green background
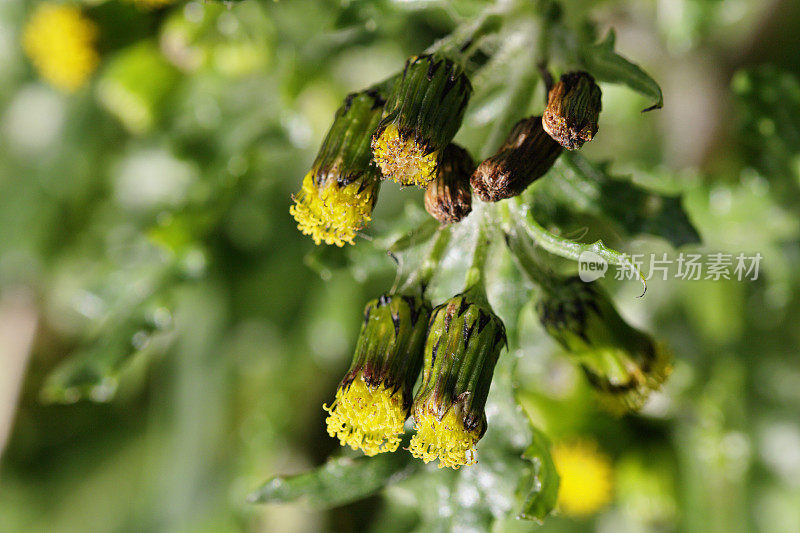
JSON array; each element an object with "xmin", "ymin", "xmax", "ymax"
[{"xmin": 1, "ymin": 0, "xmax": 799, "ymax": 532}]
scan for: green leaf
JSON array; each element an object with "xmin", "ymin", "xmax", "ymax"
[
  {"xmin": 248, "ymin": 451, "xmax": 415, "ymax": 508},
  {"xmin": 732, "ymin": 67, "xmax": 800, "ymax": 202},
  {"xmin": 40, "ymin": 315, "xmax": 163, "ymax": 404},
  {"xmin": 518, "ymin": 426, "xmax": 560, "ymax": 522},
  {"xmin": 582, "ymin": 30, "xmax": 663, "ymax": 111},
  {"xmin": 537, "ymin": 152, "xmax": 701, "ymax": 248}
]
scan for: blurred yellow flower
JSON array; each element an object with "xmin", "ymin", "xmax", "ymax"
[
  {"xmin": 552, "ymin": 440, "xmax": 613, "ymax": 516},
  {"xmin": 22, "ymin": 4, "xmax": 99, "ymax": 92}
]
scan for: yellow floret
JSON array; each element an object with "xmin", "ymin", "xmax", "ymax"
[
  {"xmin": 552, "ymin": 440, "xmax": 613, "ymax": 516},
  {"xmin": 22, "ymin": 4, "xmax": 99, "ymax": 92},
  {"xmin": 290, "ymin": 171, "xmax": 376, "ymax": 247},
  {"xmin": 323, "ymin": 373, "xmax": 407, "ymax": 456},
  {"xmin": 409, "ymin": 407, "xmax": 479, "ymax": 469},
  {"xmin": 372, "ymin": 124, "xmax": 438, "ymax": 187}
]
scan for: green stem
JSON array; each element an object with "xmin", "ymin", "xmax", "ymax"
[
  {"xmin": 464, "ymin": 215, "xmax": 491, "ymax": 300},
  {"xmin": 483, "ymin": 40, "xmax": 539, "ymax": 155},
  {"xmin": 426, "ymin": 11, "xmax": 505, "ymax": 73},
  {"xmin": 401, "ymin": 226, "xmax": 453, "ymax": 295},
  {"xmin": 498, "ymin": 204, "xmax": 557, "ymax": 292},
  {"xmin": 510, "ymin": 198, "xmax": 647, "ymax": 296}
]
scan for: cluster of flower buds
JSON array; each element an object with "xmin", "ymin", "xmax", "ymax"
[
  {"xmin": 291, "ymin": 48, "xmax": 604, "ymax": 244},
  {"xmin": 536, "ymin": 276, "xmax": 671, "ymax": 413},
  {"xmin": 324, "ymin": 286, "xmax": 506, "ymax": 468}
]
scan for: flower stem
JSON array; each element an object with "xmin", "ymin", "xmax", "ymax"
[
  {"xmin": 401, "ymin": 226, "xmax": 452, "ymax": 296},
  {"xmin": 464, "ymin": 213, "xmax": 491, "ymax": 300},
  {"xmin": 501, "ymin": 208, "xmax": 558, "ymax": 294}
]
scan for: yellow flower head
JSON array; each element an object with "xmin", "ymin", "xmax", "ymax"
[
  {"xmin": 552, "ymin": 440, "xmax": 613, "ymax": 516},
  {"xmin": 291, "ymin": 90, "xmax": 386, "ymax": 246},
  {"xmin": 324, "ymin": 293, "xmax": 430, "ymax": 456},
  {"xmin": 23, "ymin": 4, "xmax": 99, "ymax": 92},
  {"xmin": 324, "ymin": 372, "xmax": 407, "ymax": 456},
  {"xmin": 290, "ymin": 171, "xmax": 378, "ymax": 247},
  {"xmin": 409, "ymin": 404, "xmax": 479, "ymax": 469},
  {"xmin": 409, "ymin": 291, "xmax": 506, "ymax": 469},
  {"xmin": 372, "ymin": 55, "xmax": 472, "ymax": 188},
  {"xmin": 372, "ymin": 124, "xmax": 438, "ymax": 187}
]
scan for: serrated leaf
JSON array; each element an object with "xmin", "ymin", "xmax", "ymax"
[
  {"xmin": 537, "ymin": 152, "xmax": 701, "ymax": 248},
  {"xmin": 248, "ymin": 451, "xmax": 415, "ymax": 508},
  {"xmin": 518, "ymin": 426, "xmax": 559, "ymax": 522},
  {"xmin": 582, "ymin": 29, "xmax": 663, "ymax": 111}
]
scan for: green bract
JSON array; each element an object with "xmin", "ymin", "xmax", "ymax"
[
  {"xmin": 409, "ymin": 288, "xmax": 506, "ymax": 468},
  {"xmin": 290, "ymin": 90, "xmax": 387, "ymax": 246},
  {"xmin": 372, "ymin": 54, "xmax": 473, "ymax": 187},
  {"xmin": 324, "ymin": 293, "xmax": 431, "ymax": 456}
]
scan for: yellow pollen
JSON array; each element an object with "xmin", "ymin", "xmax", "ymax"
[
  {"xmin": 323, "ymin": 374, "xmax": 406, "ymax": 456},
  {"xmin": 409, "ymin": 408, "xmax": 479, "ymax": 469},
  {"xmin": 290, "ymin": 171, "xmax": 376, "ymax": 247},
  {"xmin": 22, "ymin": 4, "xmax": 99, "ymax": 92},
  {"xmin": 552, "ymin": 440, "xmax": 613, "ymax": 516},
  {"xmin": 372, "ymin": 124, "xmax": 438, "ymax": 187}
]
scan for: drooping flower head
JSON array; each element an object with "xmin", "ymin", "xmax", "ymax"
[
  {"xmin": 424, "ymin": 143, "xmax": 474, "ymax": 224},
  {"xmin": 291, "ymin": 90, "xmax": 385, "ymax": 246},
  {"xmin": 471, "ymin": 116, "xmax": 562, "ymax": 202},
  {"xmin": 372, "ymin": 55, "xmax": 473, "ymax": 187},
  {"xmin": 409, "ymin": 290, "xmax": 506, "ymax": 468},
  {"xmin": 537, "ymin": 277, "xmax": 671, "ymax": 413},
  {"xmin": 22, "ymin": 3, "xmax": 99, "ymax": 92},
  {"xmin": 552, "ymin": 439, "xmax": 613, "ymax": 516},
  {"xmin": 324, "ymin": 293, "xmax": 431, "ymax": 456},
  {"xmin": 543, "ymin": 71, "xmax": 602, "ymax": 150}
]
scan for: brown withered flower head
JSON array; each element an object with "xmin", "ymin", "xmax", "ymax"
[
  {"xmin": 424, "ymin": 144, "xmax": 474, "ymax": 224},
  {"xmin": 542, "ymin": 71, "xmax": 602, "ymax": 150},
  {"xmin": 470, "ymin": 116, "xmax": 562, "ymax": 202}
]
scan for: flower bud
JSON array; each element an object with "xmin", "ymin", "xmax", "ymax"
[
  {"xmin": 324, "ymin": 293, "xmax": 431, "ymax": 456},
  {"xmin": 543, "ymin": 71, "xmax": 602, "ymax": 150},
  {"xmin": 290, "ymin": 90, "xmax": 385, "ymax": 246},
  {"xmin": 424, "ymin": 144, "xmax": 474, "ymax": 224},
  {"xmin": 470, "ymin": 116, "xmax": 562, "ymax": 202},
  {"xmin": 536, "ymin": 277, "xmax": 671, "ymax": 413},
  {"xmin": 372, "ymin": 55, "xmax": 473, "ymax": 187},
  {"xmin": 409, "ymin": 291, "xmax": 506, "ymax": 468}
]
